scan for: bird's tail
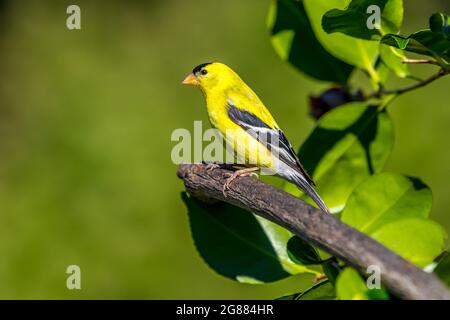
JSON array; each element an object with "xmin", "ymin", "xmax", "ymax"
[{"xmin": 288, "ymin": 171, "xmax": 330, "ymax": 214}]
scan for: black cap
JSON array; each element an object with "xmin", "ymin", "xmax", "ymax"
[{"xmin": 193, "ymin": 62, "xmax": 212, "ymax": 74}]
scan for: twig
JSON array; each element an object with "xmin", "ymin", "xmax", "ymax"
[
  {"xmin": 177, "ymin": 164, "xmax": 450, "ymax": 300},
  {"xmin": 402, "ymin": 59, "xmax": 441, "ymax": 66},
  {"xmin": 369, "ymin": 69, "xmax": 449, "ymax": 98}
]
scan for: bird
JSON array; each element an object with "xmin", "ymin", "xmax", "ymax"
[{"xmin": 182, "ymin": 62, "xmax": 329, "ymax": 213}]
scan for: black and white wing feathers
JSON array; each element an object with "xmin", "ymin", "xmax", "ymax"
[{"xmin": 227, "ymin": 101, "xmax": 314, "ymax": 185}]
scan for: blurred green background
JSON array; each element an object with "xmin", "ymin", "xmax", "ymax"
[{"xmin": 0, "ymin": 0, "xmax": 449, "ymax": 299}]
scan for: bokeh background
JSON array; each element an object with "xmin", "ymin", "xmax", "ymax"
[{"xmin": 0, "ymin": 0, "xmax": 449, "ymax": 299}]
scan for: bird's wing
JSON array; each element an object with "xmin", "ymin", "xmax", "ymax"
[{"xmin": 227, "ymin": 101, "xmax": 315, "ymax": 185}]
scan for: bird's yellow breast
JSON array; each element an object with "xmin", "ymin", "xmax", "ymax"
[
  {"xmin": 195, "ymin": 62, "xmax": 280, "ymax": 168},
  {"xmin": 204, "ymin": 89, "xmax": 275, "ymax": 168}
]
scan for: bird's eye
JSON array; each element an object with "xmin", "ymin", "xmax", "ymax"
[{"xmin": 200, "ymin": 69, "xmax": 208, "ymax": 76}]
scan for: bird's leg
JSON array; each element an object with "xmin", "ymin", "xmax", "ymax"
[{"xmin": 222, "ymin": 167, "xmax": 259, "ymax": 197}]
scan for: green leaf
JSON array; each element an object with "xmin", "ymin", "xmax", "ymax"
[
  {"xmin": 322, "ymin": 0, "xmax": 403, "ymax": 40},
  {"xmin": 381, "ymin": 13, "xmax": 450, "ymax": 67},
  {"xmin": 182, "ymin": 193, "xmax": 315, "ymax": 283},
  {"xmin": 275, "ymin": 293, "xmax": 300, "ymax": 300},
  {"xmin": 374, "ymin": 58, "xmax": 391, "ymax": 85},
  {"xmin": 381, "ymin": 31, "xmax": 450, "ymax": 66},
  {"xmin": 268, "ymin": 0, "xmax": 353, "ymax": 83},
  {"xmin": 322, "ymin": 258, "xmax": 341, "ymax": 284},
  {"xmin": 341, "ymin": 173, "xmax": 446, "ymax": 267},
  {"xmin": 340, "ymin": 173, "xmax": 447, "ymax": 267},
  {"xmin": 285, "ymin": 102, "xmax": 394, "ymax": 212},
  {"xmin": 287, "ymin": 236, "xmax": 321, "ymax": 265},
  {"xmin": 341, "ymin": 173, "xmax": 432, "ymax": 234},
  {"xmin": 429, "ymin": 13, "xmax": 450, "ymax": 39},
  {"xmin": 336, "ymin": 268, "xmax": 368, "ymax": 300},
  {"xmin": 371, "ymin": 218, "xmax": 447, "ymax": 268},
  {"xmin": 366, "ymin": 288, "xmax": 390, "ymax": 300},
  {"xmin": 276, "ymin": 280, "xmax": 336, "ymax": 300},
  {"xmin": 297, "ymin": 280, "xmax": 336, "ymax": 300},
  {"xmin": 303, "ymin": 0, "xmax": 380, "ymax": 80},
  {"xmin": 379, "ymin": 43, "xmax": 409, "ymax": 78},
  {"xmin": 336, "ymin": 268, "xmax": 389, "ymax": 300},
  {"xmin": 434, "ymin": 252, "xmax": 450, "ymax": 286}
]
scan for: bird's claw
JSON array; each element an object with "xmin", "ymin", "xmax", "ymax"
[
  {"xmin": 221, "ymin": 172, "xmax": 233, "ymax": 197},
  {"xmin": 249, "ymin": 172, "xmax": 259, "ymax": 178},
  {"xmin": 205, "ymin": 163, "xmax": 221, "ymax": 172},
  {"xmin": 193, "ymin": 163, "xmax": 204, "ymax": 170},
  {"xmin": 222, "ymin": 168, "xmax": 259, "ymax": 197}
]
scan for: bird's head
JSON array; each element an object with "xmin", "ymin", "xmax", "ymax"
[{"xmin": 182, "ymin": 62, "xmax": 239, "ymax": 93}]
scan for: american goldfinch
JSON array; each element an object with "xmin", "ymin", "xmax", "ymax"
[{"xmin": 182, "ymin": 62, "xmax": 329, "ymax": 213}]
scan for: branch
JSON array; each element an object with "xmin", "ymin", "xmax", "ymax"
[
  {"xmin": 402, "ymin": 59, "xmax": 441, "ymax": 66},
  {"xmin": 177, "ymin": 164, "xmax": 450, "ymax": 300},
  {"xmin": 369, "ymin": 69, "xmax": 449, "ymax": 98}
]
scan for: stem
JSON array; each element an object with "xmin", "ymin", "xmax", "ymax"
[
  {"xmin": 402, "ymin": 59, "xmax": 441, "ymax": 66},
  {"xmin": 369, "ymin": 69, "xmax": 449, "ymax": 98}
]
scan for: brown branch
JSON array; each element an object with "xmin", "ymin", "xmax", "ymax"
[
  {"xmin": 402, "ymin": 59, "xmax": 441, "ymax": 66},
  {"xmin": 177, "ymin": 164, "xmax": 450, "ymax": 300},
  {"xmin": 369, "ymin": 69, "xmax": 449, "ymax": 98}
]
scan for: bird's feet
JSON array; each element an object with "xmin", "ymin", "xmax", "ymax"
[
  {"xmin": 193, "ymin": 162, "xmax": 221, "ymax": 171},
  {"xmin": 222, "ymin": 167, "xmax": 259, "ymax": 197},
  {"xmin": 204, "ymin": 162, "xmax": 221, "ymax": 172},
  {"xmin": 201, "ymin": 161, "xmax": 235, "ymax": 172}
]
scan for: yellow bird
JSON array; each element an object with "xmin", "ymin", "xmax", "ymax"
[{"xmin": 182, "ymin": 62, "xmax": 329, "ymax": 213}]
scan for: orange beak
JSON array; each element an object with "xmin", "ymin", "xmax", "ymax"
[{"xmin": 182, "ymin": 73, "xmax": 199, "ymax": 86}]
